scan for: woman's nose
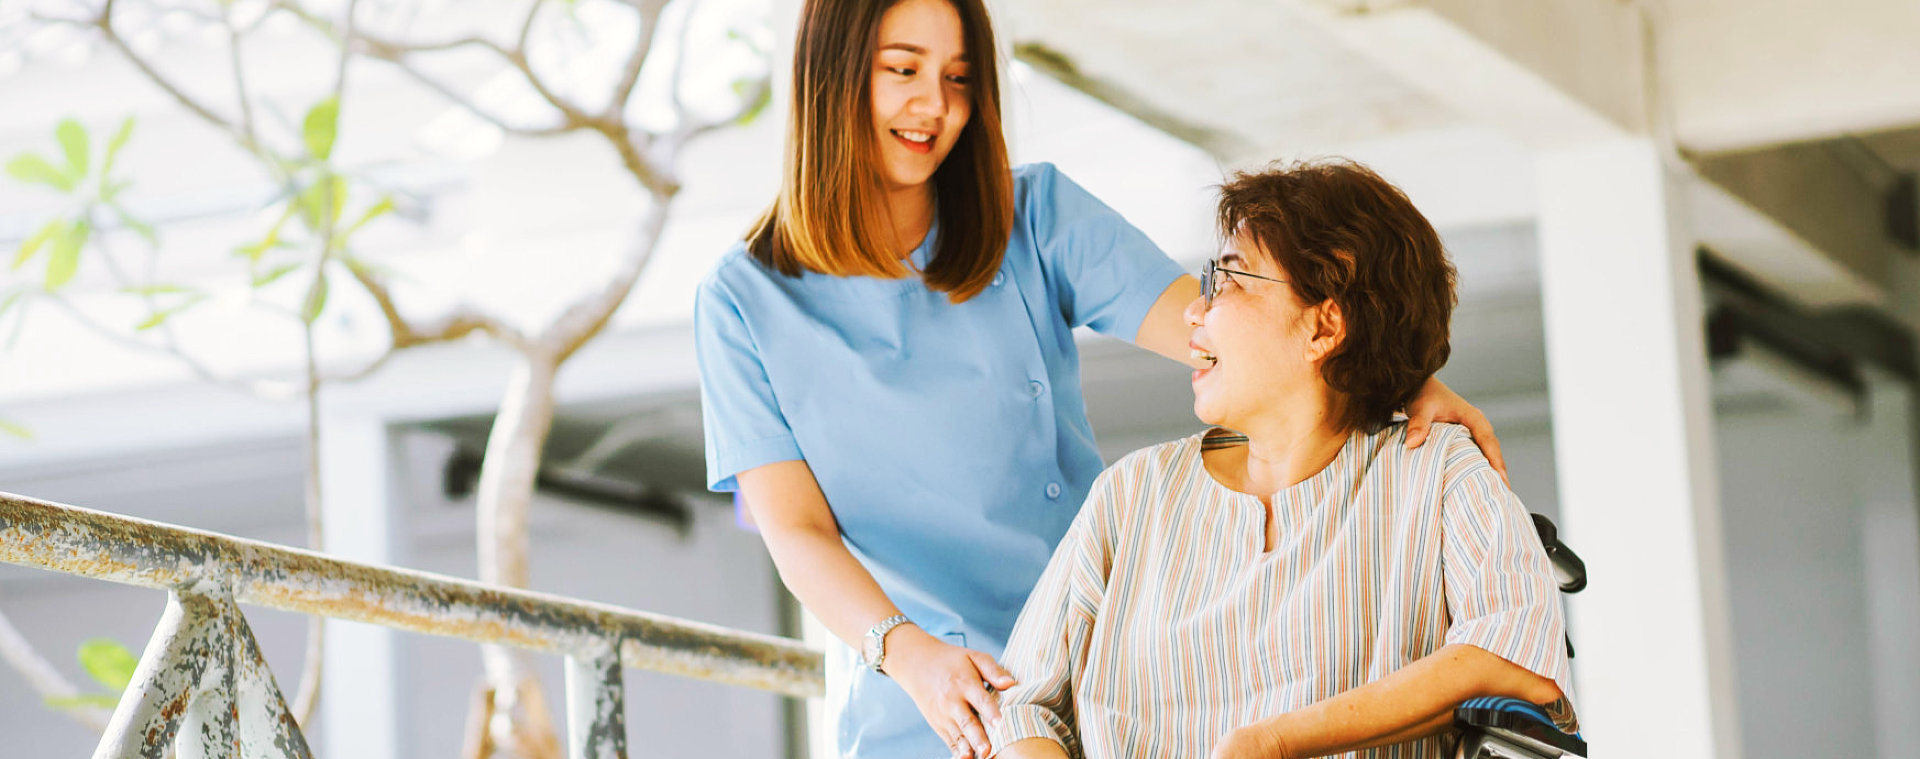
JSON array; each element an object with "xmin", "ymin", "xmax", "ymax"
[
  {"xmin": 909, "ymin": 79, "xmax": 947, "ymax": 117},
  {"xmin": 1183, "ymin": 294, "xmax": 1207, "ymax": 326}
]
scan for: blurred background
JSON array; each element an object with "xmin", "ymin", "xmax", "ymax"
[{"xmin": 1, "ymin": 0, "xmax": 1917, "ymax": 757}]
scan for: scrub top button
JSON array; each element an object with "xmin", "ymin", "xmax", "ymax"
[
  {"xmin": 992, "ymin": 272, "xmax": 1005, "ymax": 287},
  {"xmin": 1045, "ymin": 482, "xmax": 1063, "ymax": 499},
  {"xmin": 1028, "ymin": 380, "xmax": 1045, "ymax": 398}
]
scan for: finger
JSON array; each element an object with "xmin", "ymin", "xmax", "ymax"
[
  {"xmin": 971, "ymin": 650, "xmax": 1018, "ymax": 690},
  {"xmin": 961, "ymin": 669, "xmax": 1003, "ymax": 725},
  {"xmin": 1404, "ymin": 411, "xmax": 1432, "ymax": 449},
  {"xmin": 1468, "ymin": 415, "xmax": 1510, "ymax": 486},
  {"xmin": 952, "ymin": 705, "xmax": 991, "ymax": 758}
]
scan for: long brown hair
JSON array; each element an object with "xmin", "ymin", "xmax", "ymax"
[{"xmin": 746, "ymin": 0, "xmax": 1012, "ymax": 303}]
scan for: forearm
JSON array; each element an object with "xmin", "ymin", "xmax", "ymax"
[
  {"xmin": 1243, "ymin": 644, "xmax": 1561, "ymax": 759},
  {"xmin": 996, "ymin": 738, "xmax": 1071, "ymax": 759},
  {"xmin": 761, "ymin": 525, "xmax": 909, "ymax": 650}
]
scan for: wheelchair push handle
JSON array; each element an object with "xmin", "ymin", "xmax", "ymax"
[{"xmin": 1529, "ymin": 514, "xmax": 1586, "ymax": 594}]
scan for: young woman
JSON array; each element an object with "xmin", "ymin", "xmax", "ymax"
[{"xmin": 694, "ymin": 1, "xmax": 1506, "ymax": 757}]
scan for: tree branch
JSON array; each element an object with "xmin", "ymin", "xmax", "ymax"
[
  {"xmin": 343, "ymin": 259, "xmax": 529, "ymax": 352},
  {"xmin": 270, "ymin": 0, "xmax": 578, "ymax": 138},
  {"xmin": 42, "ymin": 295, "xmax": 293, "ymax": 399},
  {"xmin": 608, "ymin": 0, "xmax": 672, "ymax": 119},
  {"xmin": 69, "ymin": 1, "xmax": 264, "ymax": 158},
  {"xmin": 544, "ymin": 198, "xmax": 670, "ymax": 363},
  {"xmin": 0, "ymin": 603, "xmax": 111, "ymax": 732},
  {"xmin": 222, "ymin": 1, "xmax": 261, "ymax": 149}
]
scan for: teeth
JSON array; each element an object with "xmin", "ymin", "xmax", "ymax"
[
  {"xmin": 1190, "ymin": 348, "xmax": 1217, "ymax": 363},
  {"xmin": 895, "ymin": 130, "xmax": 933, "ymax": 143}
]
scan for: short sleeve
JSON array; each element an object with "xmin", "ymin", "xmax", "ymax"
[
  {"xmin": 1022, "ymin": 163, "xmax": 1188, "ymax": 342},
  {"xmin": 987, "ymin": 466, "xmax": 1121, "ymax": 758},
  {"xmin": 694, "ymin": 274, "xmax": 803, "ymax": 492},
  {"xmin": 1437, "ymin": 428, "xmax": 1580, "ymax": 731}
]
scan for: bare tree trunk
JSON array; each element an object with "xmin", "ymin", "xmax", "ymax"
[
  {"xmin": 476, "ymin": 353, "xmax": 564, "ymax": 759},
  {"xmin": 290, "ymin": 310, "xmax": 327, "ymax": 727}
]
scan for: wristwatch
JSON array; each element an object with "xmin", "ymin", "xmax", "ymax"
[{"xmin": 861, "ymin": 614, "xmax": 913, "ymax": 675}]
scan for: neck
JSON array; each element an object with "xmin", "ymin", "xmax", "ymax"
[
  {"xmin": 885, "ymin": 181, "xmax": 936, "ymax": 258},
  {"xmin": 1208, "ymin": 389, "xmax": 1349, "ymax": 497}
]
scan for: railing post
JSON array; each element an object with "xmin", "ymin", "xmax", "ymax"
[
  {"xmin": 227, "ymin": 594, "xmax": 315, "ymax": 758},
  {"xmin": 566, "ymin": 641, "xmax": 628, "ymax": 759},
  {"xmin": 94, "ymin": 592, "xmax": 221, "ymax": 759},
  {"xmin": 178, "ymin": 593, "xmax": 239, "ymax": 759}
]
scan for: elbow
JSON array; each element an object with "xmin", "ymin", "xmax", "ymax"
[{"xmin": 1447, "ymin": 644, "xmax": 1563, "ymax": 706}]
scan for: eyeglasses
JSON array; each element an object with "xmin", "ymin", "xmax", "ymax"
[{"xmin": 1201, "ymin": 258, "xmax": 1285, "ymax": 307}]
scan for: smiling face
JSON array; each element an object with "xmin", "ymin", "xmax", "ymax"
[
  {"xmin": 1185, "ymin": 229, "xmax": 1346, "ymax": 432},
  {"xmin": 869, "ymin": 0, "xmax": 973, "ymax": 192}
]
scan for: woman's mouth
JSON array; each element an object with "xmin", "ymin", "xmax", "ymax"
[
  {"xmin": 891, "ymin": 129, "xmax": 935, "ymax": 154},
  {"xmin": 1191, "ymin": 347, "xmax": 1218, "ymax": 381}
]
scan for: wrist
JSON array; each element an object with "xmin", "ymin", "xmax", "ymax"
[
  {"xmin": 1235, "ymin": 716, "xmax": 1294, "ymax": 759},
  {"xmin": 867, "ymin": 619, "xmax": 923, "ymax": 675},
  {"xmin": 879, "ymin": 624, "xmax": 933, "ymax": 669}
]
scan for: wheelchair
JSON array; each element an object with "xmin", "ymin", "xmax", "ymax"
[{"xmin": 1452, "ymin": 514, "xmax": 1589, "ymax": 759}]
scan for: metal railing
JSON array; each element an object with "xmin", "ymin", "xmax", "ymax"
[{"xmin": 0, "ymin": 491, "xmax": 825, "ymax": 758}]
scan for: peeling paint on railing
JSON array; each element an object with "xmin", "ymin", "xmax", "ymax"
[{"xmin": 0, "ymin": 491, "xmax": 825, "ymax": 759}]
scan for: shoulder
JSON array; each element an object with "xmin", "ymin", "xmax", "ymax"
[
  {"xmin": 1081, "ymin": 434, "xmax": 1200, "ymax": 534},
  {"xmin": 1353, "ymin": 420, "xmax": 1488, "ymax": 481},
  {"xmin": 1011, "ymin": 161, "xmax": 1093, "ymax": 214},
  {"xmin": 699, "ymin": 242, "xmax": 762, "ymax": 295},
  {"xmin": 1092, "ymin": 434, "xmax": 1201, "ymax": 503},
  {"xmin": 699, "ymin": 240, "xmax": 794, "ymax": 311}
]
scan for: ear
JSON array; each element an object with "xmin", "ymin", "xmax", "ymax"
[{"xmin": 1305, "ymin": 300, "xmax": 1346, "ymax": 362}]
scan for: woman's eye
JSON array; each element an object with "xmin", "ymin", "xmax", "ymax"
[
  {"xmin": 946, "ymin": 74, "xmax": 971, "ymax": 85},
  {"xmin": 888, "ymin": 66, "xmax": 916, "ymax": 77}
]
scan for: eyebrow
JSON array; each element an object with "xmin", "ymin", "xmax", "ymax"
[
  {"xmin": 1220, "ymin": 252, "xmax": 1247, "ymax": 267},
  {"xmin": 877, "ymin": 42, "xmax": 970, "ymax": 61}
]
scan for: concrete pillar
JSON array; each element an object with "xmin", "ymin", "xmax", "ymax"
[
  {"xmin": 1858, "ymin": 374, "xmax": 1920, "ymax": 759},
  {"xmin": 1535, "ymin": 138, "xmax": 1741, "ymax": 759},
  {"xmin": 318, "ymin": 416, "xmax": 406, "ymax": 759}
]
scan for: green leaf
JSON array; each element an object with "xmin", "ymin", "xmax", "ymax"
[
  {"xmin": 100, "ymin": 180, "xmax": 131, "ymax": 203},
  {"xmin": 341, "ymin": 195, "xmax": 394, "ymax": 243},
  {"xmin": 44, "ymin": 219, "xmax": 90, "ymax": 290},
  {"xmin": 733, "ymin": 79, "xmax": 771, "ymax": 126},
  {"xmin": 0, "ymin": 417, "xmax": 32, "ymax": 440},
  {"xmin": 119, "ymin": 283, "xmax": 194, "ymax": 296},
  {"xmin": 133, "ymin": 296, "xmax": 205, "ymax": 331},
  {"xmin": 108, "ymin": 202, "xmax": 158, "ymax": 247},
  {"xmin": 237, "ymin": 205, "xmax": 295, "ymax": 261},
  {"xmin": 76, "ymin": 638, "xmax": 139, "ymax": 692},
  {"xmin": 13, "ymin": 219, "xmax": 62, "ymax": 271},
  {"xmin": 295, "ymin": 175, "xmax": 348, "ymax": 230},
  {"xmin": 44, "ymin": 694, "xmax": 119, "ymax": 710},
  {"xmin": 302, "ymin": 96, "xmax": 340, "ymax": 162},
  {"xmin": 5, "ymin": 153, "xmax": 75, "ymax": 193},
  {"xmin": 56, "ymin": 119, "xmax": 89, "ymax": 181},
  {"xmin": 251, "ymin": 262, "xmax": 301, "ymax": 288},
  {"xmin": 0, "ymin": 291, "xmax": 23, "ymax": 320},
  {"xmin": 300, "ymin": 269, "xmax": 329, "ymax": 323},
  {"xmin": 101, "ymin": 116, "xmax": 135, "ymax": 180}
]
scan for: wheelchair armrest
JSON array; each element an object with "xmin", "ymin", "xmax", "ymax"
[{"xmin": 1454, "ymin": 696, "xmax": 1586, "ymax": 758}]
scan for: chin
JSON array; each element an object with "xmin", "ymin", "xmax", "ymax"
[{"xmin": 1192, "ymin": 399, "xmax": 1226, "ymax": 428}]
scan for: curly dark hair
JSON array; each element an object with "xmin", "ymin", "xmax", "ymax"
[{"xmin": 1217, "ymin": 160, "xmax": 1457, "ymax": 433}]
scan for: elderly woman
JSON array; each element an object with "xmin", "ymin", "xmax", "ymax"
[{"xmin": 987, "ymin": 161, "xmax": 1577, "ymax": 759}]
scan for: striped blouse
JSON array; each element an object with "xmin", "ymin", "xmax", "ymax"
[{"xmin": 988, "ymin": 422, "xmax": 1577, "ymax": 759}]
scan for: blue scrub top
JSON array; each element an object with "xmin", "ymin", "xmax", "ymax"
[{"xmin": 695, "ymin": 163, "xmax": 1186, "ymax": 758}]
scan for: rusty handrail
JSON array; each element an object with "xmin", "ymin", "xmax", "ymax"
[{"xmin": 0, "ymin": 491, "xmax": 824, "ymax": 699}]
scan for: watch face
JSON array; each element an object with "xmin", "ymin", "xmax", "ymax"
[{"xmin": 863, "ymin": 634, "xmax": 881, "ymax": 665}]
